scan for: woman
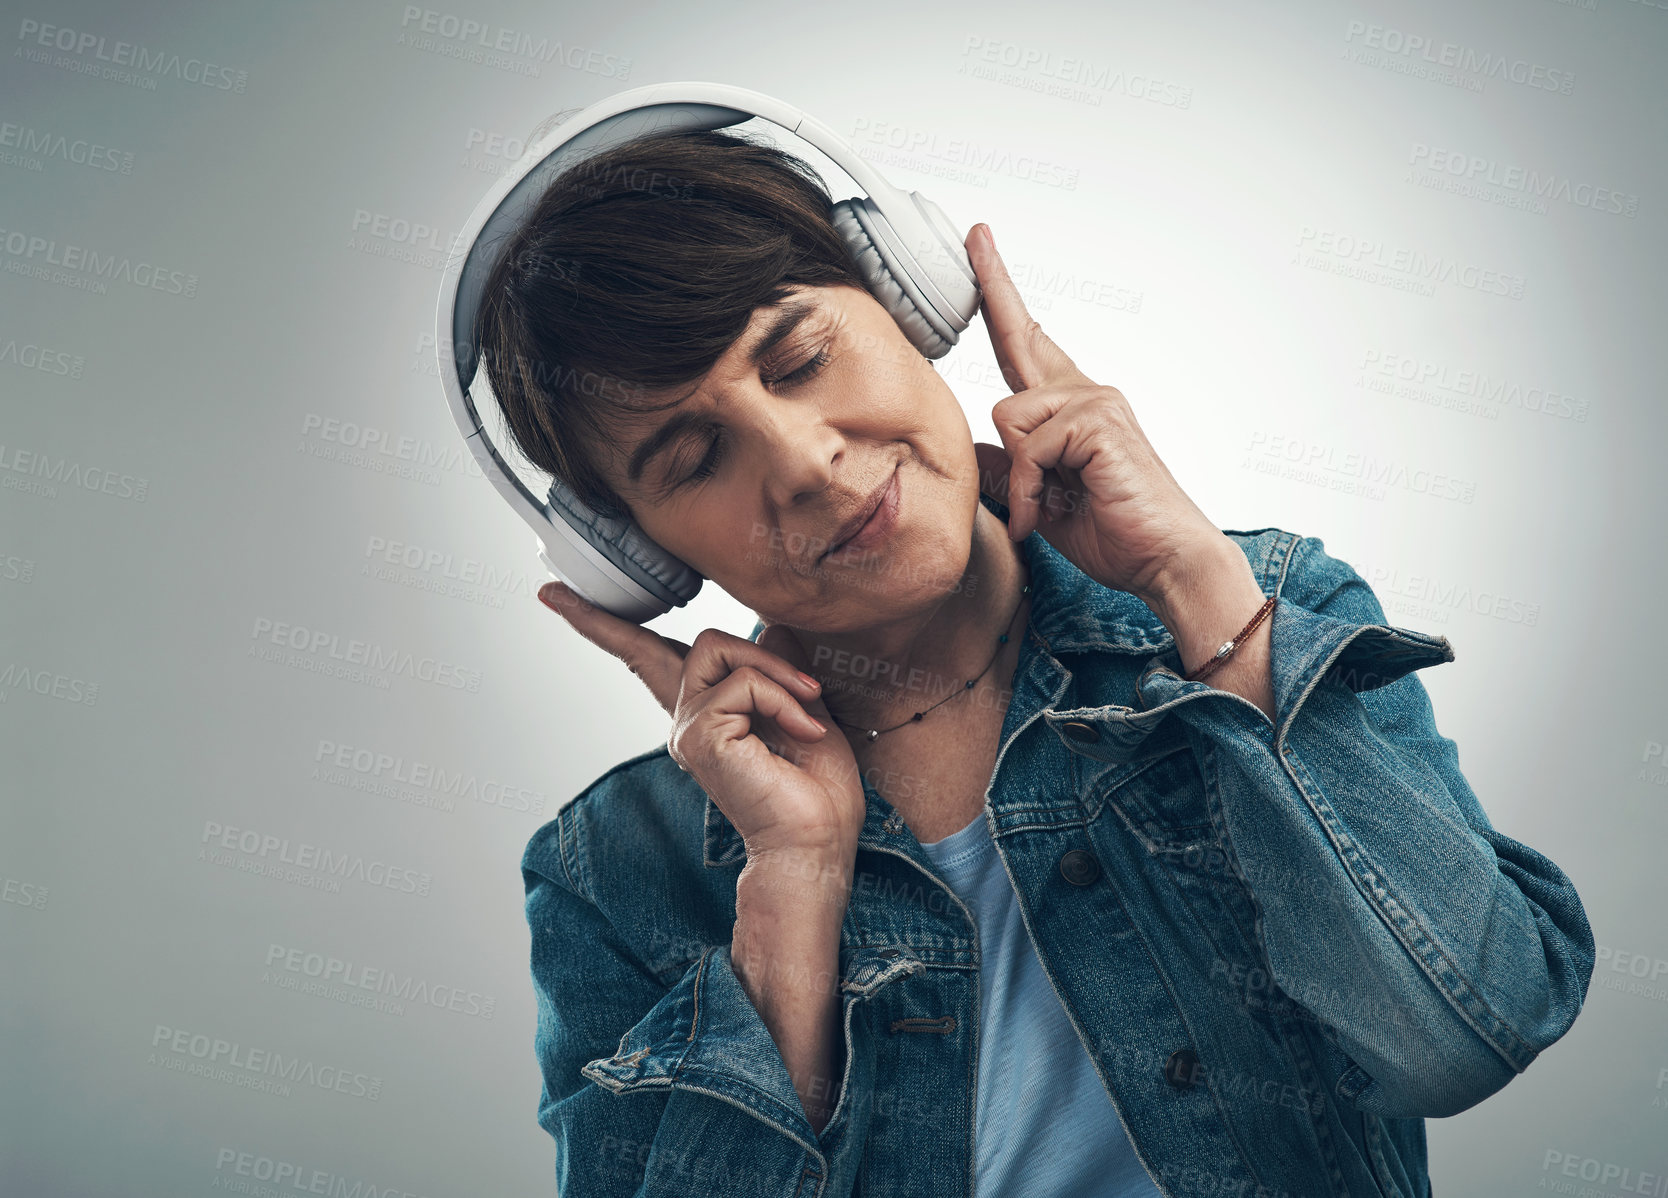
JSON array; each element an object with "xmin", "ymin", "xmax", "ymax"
[{"xmin": 483, "ymin": 129, "xmax": 1595, "ymax": 1197}]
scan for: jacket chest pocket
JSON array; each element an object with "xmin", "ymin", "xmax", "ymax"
[
  {"xmin": 1082, "ymin": 734, "xmax": 1218, "ymax": 858},
  {"xmin": 1071, "ymin": 722, "xmax": 1266, "ymax": 964}
]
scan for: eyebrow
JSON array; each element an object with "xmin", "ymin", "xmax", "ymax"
[{"xmin": 625, "ymin": 298, "xmax": 821, "ymax": 484}]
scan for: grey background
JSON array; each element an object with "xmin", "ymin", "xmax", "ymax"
[{"xmin": 2, "ymin": 0, "xmax": 1663, "ymax": 1193}]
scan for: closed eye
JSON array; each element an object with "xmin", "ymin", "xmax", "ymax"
[
  {"xmin": 668, "ymin": 347, "xmax": 833, "ymax": 491},
  {"xmin": 679, "ymin": 433, "xmax": 725, "ymax": 486},
  {"xmin": 766, "ymin": 347, "xmax": 831, "ymax": 391}
]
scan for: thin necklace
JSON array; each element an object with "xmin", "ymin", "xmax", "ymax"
[{"xmin": 826, "ymin": 573, "xmax": 1032, "ymax": 743}]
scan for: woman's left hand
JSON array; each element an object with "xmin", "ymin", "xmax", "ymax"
[{"xmin": 962, "ymin": 222, "xmax": 1225, "ymax": 606}]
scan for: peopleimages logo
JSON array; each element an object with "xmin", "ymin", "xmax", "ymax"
[
  {"xmin": 395, "ymin": 7, "xmax": 632, "ymax": 80},
  {"xmin": 1356, "ymin": 348, "xmax": 1589, "ymax": 424},
  {"xmin": 0, "ymin": 226, "xmax": 198, "ymax": 296},
  {"xmin": 361, "ymin": 534, "xmax": 531, "ymax": 610},
  {"xmin": 1341, "ymin": 19, "xmax": 1576, "ymax": 95},
  {"xmin": 297, "ymin": 412, "xmax": 485, "ymax": 487},
  {"xmin": 2, "ymin": 872, "xmax": 48, "ymax": 910},
  {"xmin": 313, "ymin": 738, "xmax": 546, "ymax": 815},
  {"xmin": 212, "ymin": 1147, "xmax": 435, "ymax": 1198},
  {"xmin": 1242, "ymin": 431, "xmax": 1479, "ymax": 505},
  {"xmin": 15, "ymin": 18, "xmax": 250, "ymax": 92},
  {"xmin": 1003, "ymin": 259, "xmax": 1143, "ymax": 315},
  {"xmin": 346, "ymin": 208, "xmax": 462, "ymax": 272},
  {"xmin": 955, "ymin": 35, "xmax": 1194, "ymax": 110},
  {"xmin": 1296, "ymin": 224, "xmax": 1526, "ymax": 300},
  {"xmin": 1641, "ymin": 741, "xmax": 1668, "ymax": 788},
  {"xmin": 0, "ymin": 443, "xmax": 148, "ymax": 500},
  {"xmin": 248, "ymin": 615, "xmax": 483, "ymax": 694},
  {"xmin": 849, "ymin": 117, "xmax": 1080, "ymax": 191},
  {"xmin": 1540, "ymin": 1151, "xmax": 1668, "ymax": 1196},
  {"xmin": 149, "ymin": 1024, "xmax": 381, "ymax": 1100},
  {"xmin": 1592, "ymin": 943, "xmax": 1668, "ymax": 1005},
  {"xmin": 264, "ymin": 943, "xmax": 496, "ymax": 1020},
  {"xmin": 0, "ymin": 552, "xmax": 36, "ymax": 585},
  {"xmin": 0, "ymin": 338, "xmax": 86, "ymax": 377},
  {"xmin": 0, "ymin": 120, "xmax": 134, "ymax": 174},
  {"xmin": 1345, "ymin": 560, "xmax": 1541, "ymax": 629},
  {"xmin": 0, "ymin": 662, "xmax": 99, "ymax": 705},
  {"xmin": 1409, "ymin": 143, "xmax": 1639, "ymax": 218},
  {"xmin": 199, "ymin": 819, "xmax": 433, "ymax": 897}
]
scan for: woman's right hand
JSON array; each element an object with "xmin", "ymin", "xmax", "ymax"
[{"xmin": 536, "ymin": 579, "xmax": 867, "ymax": 856}]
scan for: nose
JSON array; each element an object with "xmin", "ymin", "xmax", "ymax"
[{"xmin": 757, "ymin": 398, "xmax": 842, "ymax": 508}]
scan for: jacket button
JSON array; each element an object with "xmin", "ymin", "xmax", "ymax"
[
  {"xmin": 1060, "ymin": 720, "xmax": 1101, "ymax": 744},
  {"xmin": 1165, "ymin": 1048, "xmax": 1200, "ymax": 1091},
  {"xmin": 1059, "ymin": 849, "xmax": 1101, "ymax": 886}
]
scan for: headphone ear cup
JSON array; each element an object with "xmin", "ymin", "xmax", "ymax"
[
  {"xmin": 545, "ymin": 476, "xmax": 703, "ymax": 607},
  {"xmin": 831, "ymin": 198, "xmax": 955, "ymax": 360}
]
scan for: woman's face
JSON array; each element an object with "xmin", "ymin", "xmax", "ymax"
[{"xmin": 596, "ymin": 283, "xmax": 981, "ymax": 634}]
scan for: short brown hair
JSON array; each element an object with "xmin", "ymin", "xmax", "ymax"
[{"xmin": 472, "ymin": 126, "xmax": 868, "ymax": 519}]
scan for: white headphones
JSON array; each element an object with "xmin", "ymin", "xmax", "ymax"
[{"xmin": 434, "ymin": 82, "xmax": 982, "ymax": 623}]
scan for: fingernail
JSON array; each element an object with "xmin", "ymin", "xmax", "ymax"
[
  {"xmin": 811, "ymin": 717, "xmax": 828, "ymax": 733},
  {"xmin": 982, "ymin": 223, "xmax": 996, "ymax": 250},
  {"xmin": 538, "ymin": 580, "xmax": 568, "ymax": 612},
  {"xmin": 798, "ymin": 671, "xmax": 820, "ymax": 690}
]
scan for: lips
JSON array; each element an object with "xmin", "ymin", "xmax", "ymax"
[{"xmin": 821, "ymin": 462, "xmax": 899, "ymax": 561}]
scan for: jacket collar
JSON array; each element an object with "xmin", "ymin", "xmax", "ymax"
[{"xmin": 706, "ymin": 493, "xmax": 1184, "ymax": 866}]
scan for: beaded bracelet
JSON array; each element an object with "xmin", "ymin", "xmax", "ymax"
[{"xmin": 1183, "ymin": 593, "xmax": 1277, "ymax": 683}]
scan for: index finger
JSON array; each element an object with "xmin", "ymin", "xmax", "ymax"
[
  {"xmin": 756, "ymin": 622, "xmax": 834, "ymax": 723},
  {"xmin": 537, "ymin": 579, "xmax": 690, "ymax": 712},
  {"xmin": 963, "ymin": 223, "xmax": 1087, "ymax": 392}
]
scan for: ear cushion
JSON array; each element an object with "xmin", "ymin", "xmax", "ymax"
[
  {"xmin": 545, "ymin": 476, "xmax": 703, "ymax": 606},
  {"xmin": 830, "ymin": 197, "xmax": 957, "ymax": 360}
]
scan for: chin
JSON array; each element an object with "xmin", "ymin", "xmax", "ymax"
[
  {"xmin": 758, "ymin": 547, "xmax": 969, "ymax": 635},
  {"xmin": 858, "ymin": 528, "xmax": 973, "ymax": 613}
]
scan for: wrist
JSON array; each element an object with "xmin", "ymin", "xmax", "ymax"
[
  {"xmin": 737, "ymin": 840, "xmax": 856, "ymax": 917},
  {"xmin": 1138, "ymin": 533, "xmax": 1250, "ymax": 625},
  {"xmin": 732, "ymin": 848, "xmax": 851, "ymax": 1004},
  {"xmin": 1138, "ymin": 537, "xmax": 1268, "ymax": 674},
  {"xmin": 743, "ymin": 828, "xmax": 859, "ymax": 871}
]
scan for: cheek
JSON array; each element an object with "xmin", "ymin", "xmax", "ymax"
[
  {"xmin": 911, "ymin": 379, "xmax": 976, "ymax": 477},
  {"xmin": 670, "ymin": 497, "xmax": 780, "ymax": 588},
  {"xmin": 630, "ymin": 494, "xmax": 725, "ymax": 564}
]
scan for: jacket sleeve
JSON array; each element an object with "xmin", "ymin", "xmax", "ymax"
[
  {"xmin": 522, "ymin": 802, "xmax": 873, "ymax": 1196},
  {"xmin": 1134, "ymin": 533, "xmax": 1596, "ymax": 1119}
]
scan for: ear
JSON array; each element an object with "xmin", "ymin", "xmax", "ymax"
[{"xmin": 974, "ymin": 441, "xmax": 1013, "ymax": 505}]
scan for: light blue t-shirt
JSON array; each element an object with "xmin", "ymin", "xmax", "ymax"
[{"xmin": 918, "ymin": 811, "xmax": 1162, "ymax": 1198}]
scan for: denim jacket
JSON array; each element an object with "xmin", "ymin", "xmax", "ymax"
[{"xmin": 521, "ymin": 496, "xmax": 1595, "ymax": 1198}]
